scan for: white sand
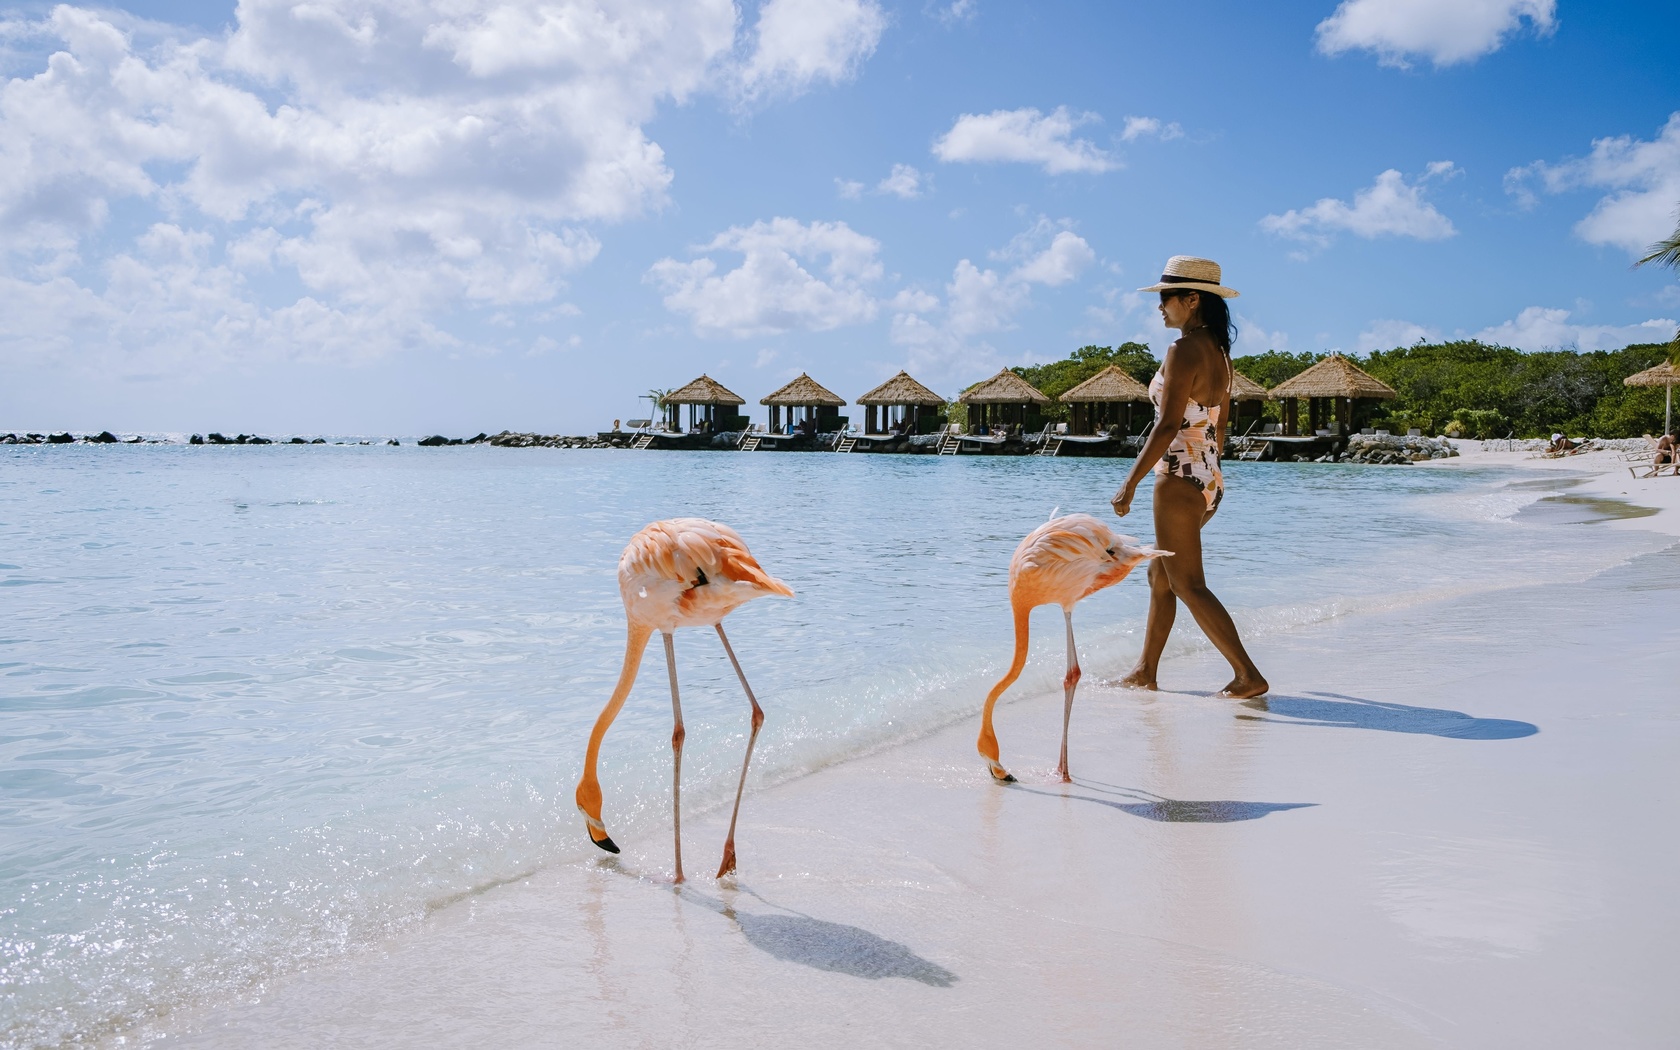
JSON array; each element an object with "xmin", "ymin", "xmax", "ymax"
[{"xmin": 147, "ymin": 454, "xmax": 1680, "ymax": 1050}]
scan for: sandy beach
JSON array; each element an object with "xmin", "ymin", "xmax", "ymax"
[{"xmin": 121, "ymin": 447, "xmax": 1679, "ymax": 1050}]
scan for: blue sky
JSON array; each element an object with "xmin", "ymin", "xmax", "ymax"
[{"xmin": 2, "ymin": 0, "xmax": 1677, "ymax": 434}]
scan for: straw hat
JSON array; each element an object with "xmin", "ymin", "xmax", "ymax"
[{"xmin": 1137, "ymin": 256, "xmax": 1240, "ymax": 298}]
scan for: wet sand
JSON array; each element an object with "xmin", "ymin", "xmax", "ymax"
[{"xmin": 148, "ymin": 458, "xmax": 1680, "ymax": 1049}]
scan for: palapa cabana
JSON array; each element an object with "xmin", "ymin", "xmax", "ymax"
[
  {"xmin": 1058, "ymin": 365, "xmax": 1150, "ymax": 436},
  {"xmin": 857, "ymin": 370, "xmax": 945, "ymax": 435},
  {"xmin": 760, "ymin": 372, "xmax": 846, "ymax": 435},
  {"xmin": 1268, "ymin": 354, "xmax": 1396, "ymax": 436},
  {"xmin": 1623, "ymin": 359, "xmax": 1680, "ymax": 434},
  {"xmin": 664, "ymin": 374, "xmax": 746, "ymax": 433},
  {"xmin": 959, "ymin": 368, "xmax": 1051, "ymax": 434},
  {"xmin": 1227, "ymin": 369, "xmax": 1270, "ymax": 434}
]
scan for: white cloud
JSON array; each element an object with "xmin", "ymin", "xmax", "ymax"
[
  {"xmin": 1474, "ymin": 306, "xmax": 1676, "ymax": 352},
  {"xmin": 888, "ymin": 221, "xmax": 1094, "ymax": 377},
  {"xmin": 1120, "ymin": 116, "xmax": 1182, "ymax": 142},
  {"xmin": 1357, "ymin": 319, "xmax": 1441, "ymax": 352},
  {"xmin": 835, "ymin": 178, "xmax": 865, "ymax": 199},
  {"xmin": 735, "ymin": 0, "xmax": 887, "ymax": 102},
  {"xmin": 1315, "ymin": 0, "xmax": 1556, "ymax": 68},
  {"xmin": 876, "ymin": 163, "xmax": 926, "ymax": 199},
  {"xmin": 1504, "ymin": 113, "xmax": 1680, "ymax": 256},
  {"xmin": 647, "ymin": 217, "xmax": 882, "ymax": 338},
  {"xmin": 0, "ymin": 1, "xmax": 741, "ymax": 369},
  {"xmin": 935, "ymin": 0, "xmax": 977, "ymax": 26},
  {"xmin": 932, "ymin": 106, "xmax": 1117, "ymax": 175},
  {"xmin": 1261, "ymin": 165, "xmax": 1458, "ymax": 248}
]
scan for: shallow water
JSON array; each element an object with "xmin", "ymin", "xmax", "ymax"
[{"xmin": 0, "ymin": 445, "xmax": 1668, "ymax": 1048}]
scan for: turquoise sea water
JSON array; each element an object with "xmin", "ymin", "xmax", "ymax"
[{"xmin": 0, "ymin": 445, "xmax": 1668, "ymax": 1048}]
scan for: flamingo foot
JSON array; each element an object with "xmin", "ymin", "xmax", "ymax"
[
  {"xmin": 985, "ymin": 758, "xmax": 1016, "ymax": 784},
  {"xmin": 589, "ymin": 832, "xmax": 620, "ymax": 854},
  {"xmin": 1056, "ymin": 766, "xmax": 1071, "ymax": 784},
  {"xmin": 716, "ymin": 841, "xmax": 737, "ymax": 879}
]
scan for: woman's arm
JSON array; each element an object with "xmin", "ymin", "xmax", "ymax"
[{"xmin": 1112, "ymin": 341, "xmax": 1193, "ymax": 517}]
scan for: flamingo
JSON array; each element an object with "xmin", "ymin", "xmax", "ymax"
[
  {"xmin": 977, "ymin": 513, "xmax": 1170, "ymax": 784},
  {"xmin": 575, "ymin": 518, "xmax": 794, "ymax": 882}
]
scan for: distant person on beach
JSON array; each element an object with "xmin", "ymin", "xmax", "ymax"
[
  {"xmin": 1655, "ymin": 432, "xmax": 1676, "ymax": 465},
  {"xmin": 1549, "ymin": 433, "xmax": 1576, "ymax": 454},
  {"xmin": 1111, "ymin": 256, "xmax": 1267, "ymax": 699},
  {"xmin": 612, "ymin": 419, "xmax": 621, "ymax": 432}
]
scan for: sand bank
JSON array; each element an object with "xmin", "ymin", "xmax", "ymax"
[
  {"xmin": 147, "ymin": 468, "xmax": 1680, "ymax": 1050},
  {"xmin": 1422, "ymin": 439, "xmax": 1680, "ymax": 539}
]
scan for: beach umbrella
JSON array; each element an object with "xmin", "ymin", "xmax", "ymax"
[{"xmin": 1623, "ymin": 360, "xmax": 1680, "ymax": 434}]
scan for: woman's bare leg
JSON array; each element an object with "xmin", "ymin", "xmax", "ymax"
[
  {"xmin": 1119, "ymin": 556, "xmax": 1177, "ymax": 689},
  {"xmin": 1142, "ymin": 475, "xmax": 1267, "ymax": 698}
]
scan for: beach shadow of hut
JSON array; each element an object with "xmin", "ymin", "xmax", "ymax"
[
  {"xmin": 855, "ymin": 370, "xmax": 946, "ymax": 448},
  {"xmin": 758, "ymin": 373, "xmax": 847, "ymax": 448},
  {"xmin": 1268, "ymin": 354, "xmax": 1397, "ymax": 438},
  {"xmin": 1238, "ymin": 692, "xmax": 1538, "ymax": 739},
  {"xmin": 1055, "ymin": 365, "xmax": 1149, "ymax": 456},
  {"xmin": 957, "ymin": 369, "xmax": 1051, "ymax": 451},
  {"xmin": 679, "ymin": 887, "xmax": 957, "ymax": 986},
  {"xmin": 662, "ymin": 375, "xmax": 747, "ymax": 444}
]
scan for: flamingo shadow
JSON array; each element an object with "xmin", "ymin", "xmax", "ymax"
[
  {"xmin": 680, "ymin": 887, "xmax": 957, "ymax": 987},
  {"xmin": 1012, "ymin": 781, "xmax": 1315, "ymax": 823},
  {"xmin": 1238, "ymin": 692, "xmax": 1538, "ymax": 740}
]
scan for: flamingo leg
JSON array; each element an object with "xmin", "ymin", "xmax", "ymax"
[
  {"xmin": 978, "ymin": 601, "xmax": 1031, "ymax": 783},
  {"xmin": 663, "ymin": 631, "xmax": 685, "ymax": 884},
  {"xmin": 1057, "ymin": 608, "xmax": 1082, "ymax": 783},
  {"xmin": 713, "ymin": 623, "xmax": 763, "ymax": 879},
  {"xmin": 577, "ymin": 622, "xmax": 653, "ymax": 853}
]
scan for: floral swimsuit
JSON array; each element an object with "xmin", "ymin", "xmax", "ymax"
[{"xmin": 1148, "ymin": 364, "xmax": 1225, "ymax": 517}]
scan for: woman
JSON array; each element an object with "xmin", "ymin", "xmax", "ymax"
[{"xmin": 1111, "ymin": 256, "xmax": 1267, "ymax": 699}]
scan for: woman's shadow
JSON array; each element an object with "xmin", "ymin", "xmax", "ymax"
[
  {"xmin": 1237, "ymin": 692, "xmax": 1538, "ymax": 740},
  {"xmin": 677, "ymin": 883, "xmax": 957, "ymax": 987}
]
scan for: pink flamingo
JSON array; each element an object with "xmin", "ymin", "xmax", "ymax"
[
  {"xmin": 977, "ymin": 513, "xmax": 1169, "ymax": 783},
  {"xmin": 575, "ymin": 518, "xmax": 793, "ymax": 882}
]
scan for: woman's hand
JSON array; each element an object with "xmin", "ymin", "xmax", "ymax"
[{"xmin": 1111, "ymin": 486, "xmax": 1134, "ymax": 518}]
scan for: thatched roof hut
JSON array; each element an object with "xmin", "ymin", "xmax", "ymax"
[
  {"xmin": 1229, "ymin": 370, "xmax": 1269, "ymax": 402},
  {"xmin": 1625, "ymin": 359, "xmax": 1680, "ymax": 433},
  {"xmin": 1058, "ymin": 365, "xmax": 1149, "ymax": 404},
  {"xmin": 958, "ymin": 369, "xmax": 1051, "ymax": 433},
  {"xmin": 1269, "ymin": 355, "xmax": 1396, "ymax": 401},
  {"xmin": 664, "ymin": 374, "xmax": 745, "ymax": 433},
  {"xmin": 761, "ymin": 373, "xmax": 846, "ymax": 407},
  {"xmin": 667, "ymin": 374, "xmax": 746, "ymax": 406},
  {"xmin": 1268, "ymin": 354, "xmax": 1395, "ymax": 436},
  {"xmin": 858, "ymin": 371, "xmax": 944, "ymax": 406},
  {"xmin": 960, "ymin": 369, "xmax": 1051, "ymax": 404},
  {"xmin": 857, "ymin": 370, "xmax": 944, "ymax": 435},
  {"xmin": 1058, "ymin": 365, "xmax": 1148, "ymax": 436},
  {"xmin": 760, "ymin": 372, "xmax": 846, "ymax": 435}
]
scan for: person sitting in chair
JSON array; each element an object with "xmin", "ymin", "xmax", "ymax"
[{"xmin": 1657, "ymin": 431, "xmax": 1677, "ymax": 465}]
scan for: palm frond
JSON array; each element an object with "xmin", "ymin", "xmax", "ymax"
[{"xmin": 1638, "ymin": 230, "xmax": 1680, "ymax": 269}]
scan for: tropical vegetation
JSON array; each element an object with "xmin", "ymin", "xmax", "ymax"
[{"xmin": 1004, "ymin": 340, "xmax": 1675, "ymax": 439}]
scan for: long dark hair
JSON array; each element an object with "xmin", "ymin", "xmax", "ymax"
[
  {"xmin": 1193, "ymin": 290, "xmax": 1236, "ymax": 356},
  {"xmin": 1166, "ymin": 289, "xmax": 1237, "ymax": 355}
]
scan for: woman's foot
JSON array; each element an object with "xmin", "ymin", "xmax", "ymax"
[
  {"xmin": 1116, "ymin": 668, "xmax": 1157, "ymax": 690},
  {"xmin": 1217, "ymin": 674, "xmax": 1268, "ymax": 699}
]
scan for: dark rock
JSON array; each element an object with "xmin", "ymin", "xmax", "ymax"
[
  {"xmin": 191, "ymin": 434, "xmax": 206, "ymax": 444},
  {"xmin": 418, "ymin": 435, "xmax": 449, "ymax": 446},
  {"xmin": 126, "ymin": 436, "xmax": 143, "ymax": 443},
  {"xmin": 467, "ymin": 432, "xmax": 489, "ymax": 444},
  {"xmin": 91, "ymin": 430, "xmax": 119, "ymax": 443},
  {"xmin": 289, "ymin": 437, "xmax": 308, "ymax": 444},
  {"xmin": 48, "ymin": 432, "xmax": 75, "ymax": 443},
  {"xmin": 310, "ymin": 438, "xmax": 326, "ymax": 444},
  {"xmin": 246, "ymin": 435, "xmax": 271, "ymax": 444},
  {"xmin": 387, "ymin": 439, "xmax": 399, "ymax": 446}
]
